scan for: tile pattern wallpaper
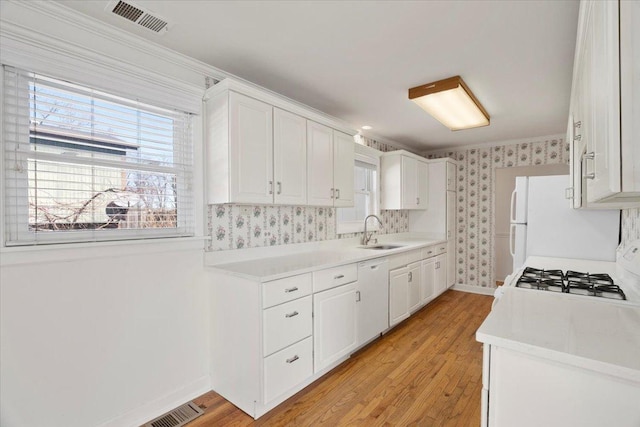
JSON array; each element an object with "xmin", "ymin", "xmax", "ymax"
[
  {"xmin": 426, "ymin": 136, "xmax": 570, "ymax": 288},
  {"xmin": 207, "ymin": 136, "xmax": 409, "ymax": 251},
  {"xmin": 622, "ymin": 208, "xmax": 640, "ymax": 247}
]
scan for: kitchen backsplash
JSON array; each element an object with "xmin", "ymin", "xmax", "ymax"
[
  {"xmin": 622, "ymin": 208, "xmax": 640, "ymax": 247},
  {"xmin": 207, "ymin": 136, "xmax": 408, "ymax": 251},
  {"xmin": 426, "ymin": 136, "xmax": 570, "ymax": 288}
]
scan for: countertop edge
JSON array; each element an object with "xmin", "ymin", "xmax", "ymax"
[
  {"xmin": 206, "ymin": 235, "xmax": 447, "ymax": 282},
  {"xmin": 476, "ymin": 330, "xmax": 640, "ymax": 383}
]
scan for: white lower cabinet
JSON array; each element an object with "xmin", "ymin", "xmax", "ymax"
[
  {"xmin": 434, "ymin": 253, "xmax": 447, "ymax": 296},
  {"xmin": 407, "ymin": 261, "xmax": 422, "ymax": 313},
  {"xmin": 313, "ymin": 281, "xmax": 358, "ymax": 373},
  {"xmin": 421, "ymin": 257, "xmax": 436, "ymax": 304},
  {"xmin": 264, "ymin": 337, "xmax": 313, "ymax": 403},
  {"xmin": 210, "ymin": 244, "xmax": 451, "ymax": 419},
  {"xmin": 263, "ymin": 296, "xmax": 312, "ymax": 356},
  {"xmin": 389, "ymin": 266, "xmax": 410, "ymax": 327}
]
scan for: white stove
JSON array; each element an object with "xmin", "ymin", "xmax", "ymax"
[{"xmin": 496, "ymin": 240, "xmax": 640, "ymax": 306}]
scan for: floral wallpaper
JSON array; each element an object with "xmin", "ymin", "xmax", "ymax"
[
  {"xmin": 622, "ymin": 208, "xmax": 640, "ymax": 247},
  {"xmin": 206, "ymin": 136, "xmax": 409, "ymax": 251},
  {"xmin": 426, "ymin": 136, "xmax": 570, "ymax": 288}
]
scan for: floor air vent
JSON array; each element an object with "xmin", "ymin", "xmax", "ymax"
[
  {"xmin": 142, "ymin": 402, "xmax": 203, "ymax": 427},
  {"xmin": 107, "ymin": 0, "xmax": 170, "ymax": 33}
]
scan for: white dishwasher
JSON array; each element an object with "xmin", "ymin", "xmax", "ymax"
[{"xmin": 356, "ymin": 258, "xmax": 389, "ymax": 346}]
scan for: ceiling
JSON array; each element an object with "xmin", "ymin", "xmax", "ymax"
[{"xmin": 54, "ymin": 0, "xmax": 580, "ymax": 152}]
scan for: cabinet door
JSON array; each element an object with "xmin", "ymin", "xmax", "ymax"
[
  {"xmin": 313, "ymin": 282, "xmax": 357, "ymax": 372},
  {"xmin": 435, "ymin": 254, "xmax": 447, "ymax": 295},
  {"xmin": 333, "ymin": 130, "xmax": 355, "ymax": 207},
  {"xmin": 416, "ymin": 160, "xmax": 428, "ymax": 209},
  {"xmin": 584, "ymin": 0, "xmax": 621, "ymax": 203},
  {"xmin": 402, "ymin": 156, "xmax": 419, "ymax": 209},
  {"xmin": 407, "ymin": 261, "xmax": 422, "ymax": 313},
  {"xmin": 307, "ymin": 121, "xmax": 334, "ymax": 206},
  {"xmin": 273, "ymin": 108, "xmax": 307, "ymax": 205},
  {"xmin": 229, "ymin": 92, "xmax": 274, "ymax": 204},
  {"xmin": 389, "ymin": 268, "xmax": 409, "ymax": 327},
  {"xmin": 421, "ymin": 257, "xmax": 436, "ymax": 304},
  {"xmin": 446, "ymin": 161, "xmax": 457, "ymax": 192}
]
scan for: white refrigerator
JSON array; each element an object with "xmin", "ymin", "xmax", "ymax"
[{"xmin": 509, "ymin": 175, "xmax": 619, "ymax": 271}]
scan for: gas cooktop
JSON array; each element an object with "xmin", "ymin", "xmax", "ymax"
[{"xmin": 516, "ymin": 267, "xmax": 627, "ymax": 300}]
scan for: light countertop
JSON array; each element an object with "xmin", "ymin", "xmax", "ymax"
[
  {"xmin": 205, "ymin": 233, "xmax": 446, "ymax": 281},
  {"xmin": 476, "ymin": 287, "xmax": 640, "ymax": 381}
]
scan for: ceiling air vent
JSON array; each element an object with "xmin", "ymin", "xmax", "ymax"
[
  {"xmin": 142, "ymin": 401, "xmax": 204, "ymax": 427},
  {"xmin": 107, "ymin": 0, "xmax": 169, "ymax": 34}
]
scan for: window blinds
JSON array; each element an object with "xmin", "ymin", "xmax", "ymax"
[{"xmin": 3, "ymin": 66, "xmax": 194, "ymax": 245}]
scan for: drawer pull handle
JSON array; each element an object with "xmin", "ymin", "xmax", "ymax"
[
  {"xmin": 286, "ymin": 355, "xmax": 299, "ymax": 364},
  {"xmin": 334, "ymin": 274, "xmax": 345, "ymax": 279},
  {"xmin": 284, "ymin": 287, "xmax": 298, "ymax": 293},
  {"xmin": 285, "ymin": 311, "xmax": 299, "ymax": 318}
]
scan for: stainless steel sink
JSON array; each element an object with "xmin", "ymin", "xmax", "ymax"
[{"xmin": 360, "ymin": 244, "xmax": 404, "ymax": 250}]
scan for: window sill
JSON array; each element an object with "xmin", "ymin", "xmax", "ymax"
[
  {"xmin": 336, "ymin": 222, "xmax": 380, "ymax": 235},
  {"xmin": 0, "ymin": 236, "xmax": 210, "ymax": 267}
]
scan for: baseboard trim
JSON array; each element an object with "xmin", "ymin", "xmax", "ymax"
[
  {"xmin": 452, "ymin": 284, "xmax": 496, "ymax": 296},
  {"xmin": 97, "ymin": 375, "xmax": 211, "ymax": 427}
]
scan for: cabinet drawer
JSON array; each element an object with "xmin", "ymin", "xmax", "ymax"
[
  {"xmin": 263, "ymin": 273, "xmax": 312, "ymax": 308},
  {"xmin": 435, "ymin": 244, "xmax": 447, "ymax": 255},
  {"xmin": 263, "ymin": 296, "xmax": 312, "ymax": 356},
  {"xmin": 388, "ymin": 249, "xmax": 422, "ymax": 270},
  {"xmin": 421, "ymin": 245, "xmax": 437, "ymax": 259},
  {"xmin": 264, "ymin": 336, "xmax": 313, "ymax": 403},
  {"xmin": 312, "ymin": 263, "xmax": 357, "ymax": 293}
]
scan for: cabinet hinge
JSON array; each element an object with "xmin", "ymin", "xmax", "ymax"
[{"xmin": 565, "ymin": 187, "xmax": 574, "ymax": 200}]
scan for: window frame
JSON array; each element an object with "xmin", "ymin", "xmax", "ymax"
[
  {"xmin": 336, "ymin": 143, "xmax": 382, "ymax": 235},
  {"xmin": 2, "ymin": 66, "xmax": 196, "ymax": 246}
]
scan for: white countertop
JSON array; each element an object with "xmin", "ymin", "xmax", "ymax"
[
  {"xmin": 205, "ymin": 233, "xmax": 446, "ymax": 281},
  {"xmin": 476, "ymin": 287, "xmax": 640, "ymax": 382}
]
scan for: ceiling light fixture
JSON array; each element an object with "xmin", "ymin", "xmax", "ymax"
[
  {"xmin": 361, "ymin": 125, "xmax": 372, "ymax": 130},
  {"xmin": 408, "ymin": 76, "xmax": 490, "ymax": 131}
]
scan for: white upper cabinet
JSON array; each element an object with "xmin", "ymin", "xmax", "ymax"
[
  {"xmin": 307, "ymin": 122, "xmax": 355, "ymax": 207},
  {"xmin": 273, "ymin": 108, "xmax": 307, "ymax": 205},
  {"xmin": 228, "ymin": 92, "xmax": 274, "ymax": 204},
  {"xmin": 205, "ymin": 79, "xmax": 357, "ymax": 207},
  {"xmin": 381, "ymin": 150, "xmax": 429, "ymax": 210},
  {"xmin": 307, "ymin": 122, "xmax": 335, "ymax": 206},
  {"xmin": 333, "ymin": 130, "xmax": 355, "ymax": 207},
  {"xmin": 568, "ymin": 0, "xmax": 640, "ymax": 208}
]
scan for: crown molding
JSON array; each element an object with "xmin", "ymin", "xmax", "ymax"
[
  {"xmin": 358, "ymin": 131, "xmax": 420, "ymax": 154},
  {"xmin": 205, "ymin": 78, "xmax": 357, "ymax": 136},
  {"xmin": 421, "ymin": 133, "xmax": 566, "ymax": 156}
]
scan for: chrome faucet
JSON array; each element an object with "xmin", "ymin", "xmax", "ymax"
[{"xmin": 362, "ymin": 214, "xmax": 383, "ymax": 246}]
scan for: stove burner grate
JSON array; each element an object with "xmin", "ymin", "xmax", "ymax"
[{"xmin": 517, "ymin": 268, "xmax": 626, "ymax": 300}]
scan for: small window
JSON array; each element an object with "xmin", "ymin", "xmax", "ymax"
[
  {"xmin": 2, "ymin": 66, "xmax": 194, "ymax": 245},
  {"xmin": 337, "ymin": 150, "xmax": 380, "ymax": 234}
]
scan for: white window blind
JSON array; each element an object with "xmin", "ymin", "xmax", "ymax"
[
  {"xmin": 2, "ymin": 66, "xmax": 194, "ymax": 245},
  {"xmin": 337, "ymin": 159, "xmax": 379, "ymax": 234}
]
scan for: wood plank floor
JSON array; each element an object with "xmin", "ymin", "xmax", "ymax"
[{"xmin": 189, "ymin": 290, "xmax": 493, "ymax": 426}]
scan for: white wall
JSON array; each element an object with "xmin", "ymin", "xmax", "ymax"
[
  {"xmin": 0, "ymin": 2, "xmax": 218, "ymax": 426},
  {"xmin": 0, "ymin": 244, "xmax": 209, "ymax": 427}
]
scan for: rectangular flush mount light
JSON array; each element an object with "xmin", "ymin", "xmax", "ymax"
[{"xmin": 409, "ymin": 76, "xmax": 490, "ymax": 131}]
